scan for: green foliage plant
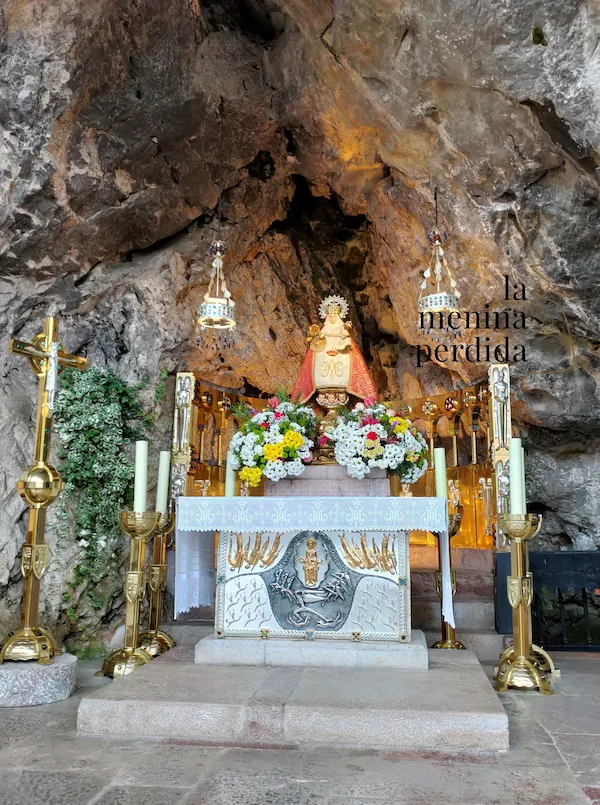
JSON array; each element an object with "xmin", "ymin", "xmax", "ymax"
[{"xmin": 54, "ymin": 367, "xmax": 150, "ymax": 609}]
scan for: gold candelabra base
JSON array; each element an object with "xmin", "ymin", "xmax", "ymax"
[
  {"xmin": 0, "ymin": 626, "xmax": 60, "ymax": 664},
  {"xmin": 100, "ymin": 646, "xmax": 152, "ymax": 679},
  {"xmin": 138, "ymin": 629, "xmax": 176, "ymax": 658},
  {"xmin": 492, "ymin": 514, "xmax": 556, "ymax": 695},
  {"xmin": 432, "ymin": 628, "xmax": 466, "ymax": 651}
]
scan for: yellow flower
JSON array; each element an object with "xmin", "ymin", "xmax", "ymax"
[
  {"xmin": 393, "ymin": 418, "xmax": 409, "ymax": 435},
  {"xmin": 406, "ymin": 450, "xmax": 418, "ymax": 463},
  {"xmin": 263, "ymin": 442, "xmax": 285, "ymax": 461},
  {"xmin": 283, "ymin": 429, "xmax": 304, "ymax": 450},
  {"xmin": 239, "ymin": 466, "xmax": 263, "ymax": 487}
]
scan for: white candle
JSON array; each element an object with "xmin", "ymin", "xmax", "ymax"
[
  {"xmin": 433, "ymin": 447, "xmax": 455, "ymax": 628},
  {"xmin": 509, "ymin": 438, "xmax": 525, "ymax": 515},
  {"xmin": 155, "ymin": 451, "xmax": 171, "ymax": 515},
  {"xmin": 225, "ymin": 448, "xmax": 236, "ymax": 497},
  {"xmin": 134, "ymin": 440, "xmax": 148, "ymax": 513},
  {"xmin": 521, "ymin": 445, "xmax": 527, "ymax": 513},
  {"xmin": 434, "ymin": 447, "xmax": 448, "ymax": 498}
]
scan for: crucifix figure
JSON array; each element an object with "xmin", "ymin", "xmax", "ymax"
[
  {"xmin": 0, "ymin": 316, "xmax": 88, "ymax": 664},
  {"xmin": 492, "ymin": 367, "xmax": 509, "ymax": 450}
]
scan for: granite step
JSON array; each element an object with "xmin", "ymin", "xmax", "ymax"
[{"xmin": 77, "ymin": 646, "xmax": 508, "ymax": 752}]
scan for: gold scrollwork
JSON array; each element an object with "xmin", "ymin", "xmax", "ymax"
[
  {"xmin": 125, "ymin": 571, "xmax": 145, "ymax": 604},
  {"xmin": 507, "ymin": 576, "xmax": 522, "ymax": 609},
  {"xmin": 21, "ymin": 546, "xmax": 33, "ymax": 579},
  {"xmin": 228, "ymin": 532, "xmax": 282, "ymax": 571},
  {"xmin": 21, "ymin": 545, "xmax": 49, "ymax": 580},
  {"xmin": 522, "ymin": 574, "xmax": 533, "ymax": 608},
  {"xmin": 339, "ymin": 533, "xmax": 397, "ymax": 573},
  {"xmin": 148, "ymin": 565, "xmax": 166, "ymax": 593}
]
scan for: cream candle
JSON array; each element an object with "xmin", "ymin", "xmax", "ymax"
[
  {"xmin": 434, "ymin": 447, "xmax": 448, "ymax": 498},
  {"xmin": 521, "ymin": 445, "xmax": 527, "ymax": 513},
  {"xmin": 155, "ymin": 450, "xmax": 171, "ymax": 515},
  {"xmin": 134, "ymin": 441, "xmax": 148, "ymax": 513},
  {"xmin": 509, "ymin": 438, "xmax": 525, "ymax": 515},
  {"xmin": 224, "ymin": 448, "xmax": 236, "ymax": 497}
]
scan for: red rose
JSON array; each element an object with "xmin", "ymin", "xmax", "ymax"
[{"xmin": 366, "ymin": 431, "xmax": 378, "ymax": 441}]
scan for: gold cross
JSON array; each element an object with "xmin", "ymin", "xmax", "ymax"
[{"xmin": 9, "ymin": 316, "xmax": 88, "ymax": 463}]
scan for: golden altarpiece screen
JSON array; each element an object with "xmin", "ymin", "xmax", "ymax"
[{"xmin": 169, "ymin": 364, "xmax": 512, "ymax": 552}]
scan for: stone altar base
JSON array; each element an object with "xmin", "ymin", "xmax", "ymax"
[
  {"xmin": 77, "ymin": 648, "xmax": 508, "ymax": 752},
  {"xmin": 195, "ymin": 631, "xmax": 428, "ymax": 669},
  {"xmin": 0, "ymin": 653, "xmax": 77, "ymax": 707}
]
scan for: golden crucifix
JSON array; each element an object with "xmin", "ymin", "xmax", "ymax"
[{"xmin": 0, "ymin": 316, "xmax": 88, "ymax": 664}]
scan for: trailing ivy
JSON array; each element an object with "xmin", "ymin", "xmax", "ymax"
[{"xmin": 54, "ymin": 367, "xmax": 151, "ymax": 604}]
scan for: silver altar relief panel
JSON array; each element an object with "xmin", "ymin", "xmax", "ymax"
[{"xmin": 215, "ymin": 529, "xmax": 410, "ymax": 642}]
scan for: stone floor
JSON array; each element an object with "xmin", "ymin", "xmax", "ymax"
[{"xmin": 0, "ymin": 652, "xmax": 598, "ymax": 804}]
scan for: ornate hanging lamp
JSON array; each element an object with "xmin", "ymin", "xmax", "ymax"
[
  {"xmin": 418, "ymin": 188, "xmax": 462, "ymax": 340},
  {"xmin": 196, "ymin": 239, "xmax": 236, "ymax": 350},
  {"xmin": 195, "ymin": 100, "xmax": 236, "ymax": 351}
]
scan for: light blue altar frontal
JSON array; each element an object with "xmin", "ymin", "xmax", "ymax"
[{"xmin": 176, "ymin": 496, "xmax": 448, "ymax": 642}]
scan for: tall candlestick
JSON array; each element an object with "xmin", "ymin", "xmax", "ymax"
[
  {"xmin": 155, "ymin": 451, "xmax": 171, "ymax": 515},
  {"xmin": 224, "ymin": 448, "xmax": 236, "ymax": 497},
  {"xmin": 134, "ymin": 441, "xmax": 148, "ymax": 513},
  {"xmin": 434, "ymin": 447, "xmax": 448, "ymax": 498},
  {"xmin": 509, "ymin": 438, "xmax": 525, "ymax": 515},
  {"xmin": 521, "ymin": 445, "xmax": 527, "ymax": 513}
]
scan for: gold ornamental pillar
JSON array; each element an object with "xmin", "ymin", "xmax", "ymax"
[
  {"xmin": 139, "ymin": 513, "xmax": 176, "ymax": 657},
  {"xmin": 0, "ymin": 317, "xmax": 88, "ymax": 664},
  {"xmin": 493, "ymin": 514, "xmax": 557, "ymax": 694},
  {"xmin": 100, "ymin": 511, "xmax": 158, "ymax": 678}
]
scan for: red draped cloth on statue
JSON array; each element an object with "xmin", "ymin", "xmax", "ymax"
[{"xmin": 291, "ymin": 340, "xmax": 377, "ymax": 404}]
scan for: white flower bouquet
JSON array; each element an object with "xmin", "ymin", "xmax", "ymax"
[
  {"xmin": 328, "ymin": 398, "xmax": 429, "ymax": 481},
  {"xmin": 229, "ymin": 395, "xmax": 317, "ymax": 486}
]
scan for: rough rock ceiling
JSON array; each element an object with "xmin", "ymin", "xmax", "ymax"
[{"xmin": 1, "ymin": 0, "xmax": 600, "ymax": 609}]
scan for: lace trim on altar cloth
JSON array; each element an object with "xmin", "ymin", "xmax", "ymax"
[{"xmin": 177, "ymin": 495, "xmax": 447, "ymax": 534}]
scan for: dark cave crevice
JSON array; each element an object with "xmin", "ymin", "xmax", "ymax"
[
  {"xmin": 522, "ymin": 99, "xmax": 600, "ymax": 176},
  {"xmin": 202, "ymin": 0, "xmax": 286, "ymax": 44}
]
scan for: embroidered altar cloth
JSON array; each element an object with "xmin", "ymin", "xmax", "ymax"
[{"xmin": 176, "ymin": 496, "xmax": 452, "ymax": 639}]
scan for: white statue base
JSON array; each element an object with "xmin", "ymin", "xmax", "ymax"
[
  {"xmin": 0, "ymin": 653, "xmax": 77, "ymax": 707},
  {"xmin": 195, "ymin": 630, "xmax": 428, "ymax": 669}
]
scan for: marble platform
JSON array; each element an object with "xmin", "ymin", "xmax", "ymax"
[
  {"xmin": 77, "ymin": 647, "xmax": 508, "ymax": 751},
  {"xmin": 195, "ymin": 630, "xmax": 428, "ymax": 669},
  {"xmin": 0, "ymin": 652, "xmax": 77, "ymax": 707},
  {"xmin": 265, "ymin": 464, "xmax": 390, "ymax": 497}
]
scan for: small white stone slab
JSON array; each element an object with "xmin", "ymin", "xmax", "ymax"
[
  {"xmin": 265, "ymin": 465, "xmax": 390, "ymax": 497},
  {"xmin": 0, "ymin": 652, "xmax": 77, "ymax": 707},
  {"xmin": 195, "ymin": 631, "xmax": 428, "ymax": 670}
]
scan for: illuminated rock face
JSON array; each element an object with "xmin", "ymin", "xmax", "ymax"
[{"xmin": 1, "ymin": 0, "xmax": 599, "ymax": 644}]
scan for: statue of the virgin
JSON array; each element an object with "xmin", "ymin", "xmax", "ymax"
[{"xmin": 291, "ymin": 295, "xmax": 377, "ymax": 406}]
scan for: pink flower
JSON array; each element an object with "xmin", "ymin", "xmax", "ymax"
[
  {"xmin": 274, "ymin": 411, "xmax": 284, "ymax": 420},
  {"xmin": 303, "ymin": 451, "xmax": 313, "ymax": 463},
  {"xmin": 319, "ymin": 435, "xmax": 330, "ymax": 447},
  {"xmin": 366, "ymin": 430, "xmax": 378, "ymax": 441},
  {"xmin": 364, "ymin": 396, "xmax": 376, "ymax": 407},
  {"xmin": 361, "ymin": 415, "xmax": 380, "ymax": 427},
  {"xmin": 250, "ymin": 408, "xmax": 259, "ymax": 416},
  {"xmin": 268, "ymin": 396, "xmax": 280, "ymax": 409}
]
